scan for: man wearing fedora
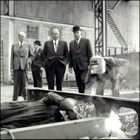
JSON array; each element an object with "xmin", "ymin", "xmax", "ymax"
[
  {"xmin": 31, "ymin": 40, "xmax": 44, "ymax": 88},
  {"xmin": 43, "ymin": 28, "xmax": 68, "ymax": 91},
  {"xmin": 69, "ymin": 25, "xmax": 93, "ymax": 93}
]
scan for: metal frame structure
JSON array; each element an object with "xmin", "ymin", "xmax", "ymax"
[
  {"xmin": 94, "ymin": 0, "xmax": 107, "ymax": 56},
  {"xmin": 106, "ymin": 0, "xmax": 121, "ymax": 12},
  {"xmin": 94, "ymin": 0, "xmax": 128, "ymax": 56}
]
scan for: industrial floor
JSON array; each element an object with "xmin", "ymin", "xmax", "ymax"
[{"xmin": 1, "ymin": 84, "xmax": 139, "ymax": 103}]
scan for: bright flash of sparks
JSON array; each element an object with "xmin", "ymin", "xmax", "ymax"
[{"xmin": 105, "ymin": 110, "xmax": 122, "ymax": 132}]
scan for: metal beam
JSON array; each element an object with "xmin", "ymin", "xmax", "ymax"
[
  {"xmin": 1, "ymin": 118, "xmax": 109, "ymax": 139},
  {"xmin": 26, "ymin": 87, "xmax": 140, "ymax": 139},
  {"xmin": 1, "ymin": 87, "xmax": 139, "ymax": 139},
  {"xmin": 94, "ymin": 0, "xmax": 106, "ymax": 56},
  {"xmin": 103, "ymin": 0, "xmax": 107, "ymax": 56}
]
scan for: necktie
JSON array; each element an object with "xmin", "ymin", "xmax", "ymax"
[
  {"xmin": 34, "ymin": 49, "xmax": 37, "ymax": 54},
  {"xmin": 54, "ymin": 41, "xmax": 57, "ymax": 52},
  {"xmin": 20, "ymin": 42, "xmax": 23, "ymax": 49},
  {"xmin": 76, "ymin": 39, "xmax": 79, "ymax": 45},
  {"xmin": 19, "ymin": 42, "xmax": 23, "ymax": 69}
]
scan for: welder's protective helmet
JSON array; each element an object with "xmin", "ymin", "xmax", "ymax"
[{"xmin": 89, "ymin": 56, "xmax": 106, "ymax": 74}]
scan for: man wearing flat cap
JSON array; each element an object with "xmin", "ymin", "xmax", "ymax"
[
  {"xmin": 69, "ymin": 25, "xmax": 93, "ymax": 93},
  {"xmin": 31, "ymin": 40, "xmax": 44, "ymax": 88}
]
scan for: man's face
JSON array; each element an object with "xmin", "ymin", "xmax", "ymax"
[
  {"xmin": 34, "ymin": 44, "xmax": 39, "ymax": 50},
  {"xmin": 51, "ymin": 29, "xmax": 60, "ymax": 40},
  {"xmin": 18, "ymin": 33, "xmax": 25, "ymax": 42},
  {"xmin": 74, "ymin": 31, "xmax": 82, "ymax": 40}
]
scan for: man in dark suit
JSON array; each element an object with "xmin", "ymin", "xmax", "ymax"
[
  {"xmin": 43, "ymin": 28, "xmax": 68, "ymax": 91},
  {"xmin": 11, "ymin": 32, "xmax": 33, "ymax": 101},
  {"xmin": 69, "ymin": 25, "xmax": 93, "ymax": 93},
  {"xmin": 31, "ymin": 40, "xmax": 44, "ymax": 88}
]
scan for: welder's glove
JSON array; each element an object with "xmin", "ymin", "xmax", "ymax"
[
  {"xmin": 48, "ymin": 92, "xmax": 64, "ymax": 104},
  {"xmin": 59, "ymin": 98, "xmax": 77, "ymax": 111},
  {"xmin": 43, "ymin": 92, "xmax": 64, "ymax": 105},
  {"xmin": 59, "ymin": 98, "xmax": 82, "ymax": 120}
]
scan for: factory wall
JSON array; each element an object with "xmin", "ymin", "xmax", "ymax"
[
  {"xmin": 1, "ymin": 0, "xmax": 94, "ymax": 28},
  {"xmin": 1, "ymin": 18, "xmax": 10, "ymax": 83}
]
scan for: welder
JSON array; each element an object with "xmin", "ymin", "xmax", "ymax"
[{"xmin": 86, "ymin": 56, "xmax": 129, "ymax": 97}]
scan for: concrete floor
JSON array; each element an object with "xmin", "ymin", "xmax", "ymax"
[
  {"xmin": 1, "ymin": 84, "xmax": 139, "ymax": 103},
  {"xmin": 0, "ymin": 84, "xmax": 78, "ymax": 102}
]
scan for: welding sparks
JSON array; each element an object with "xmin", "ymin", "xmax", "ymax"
[{"xmin": 105, "ymin": 110, "xmax": 122, "ymax": 132}]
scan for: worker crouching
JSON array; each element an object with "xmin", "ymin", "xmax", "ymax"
[{"xmin": 86, "ymin": 56, "xmax": 129, "ymax": 97}]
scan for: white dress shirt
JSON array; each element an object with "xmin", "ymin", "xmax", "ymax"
[
  {"xmin": 34, "ymin": 47, "xmax": 40, "ymax": 54},
  {"xmin": 76, "ymin": 37, "xmax": 81, "ymax": 44},
  {"xmin": 19, "ymin": 41, "xmax": 24, "ymax": 48}
]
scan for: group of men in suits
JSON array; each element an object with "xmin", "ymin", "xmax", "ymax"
[
  {"xmin": 44, "ymin": 26, "xmax": 93, "ymax": 93},
  {"xmin": 11, "ymin": 25, "xmax": 93, "ymax": 101}
]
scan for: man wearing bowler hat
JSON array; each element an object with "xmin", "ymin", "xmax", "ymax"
[
  {"xmin": 31, "ymin": 40, "xmax": 44, "ymax": 88},
  {"xmin": 69, "ymin": 25, "xmax": 93, "ymax": 93}
]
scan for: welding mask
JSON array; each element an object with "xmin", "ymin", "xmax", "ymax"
[{"xmin": 89, "ymin": 56, "xmax": 106, "ymax": 74}]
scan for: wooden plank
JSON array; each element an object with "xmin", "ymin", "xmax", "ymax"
[{"xmin": 1, "ymin": 118, "xmax": 109, "ymax": 139}]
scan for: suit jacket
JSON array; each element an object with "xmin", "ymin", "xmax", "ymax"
[
  {"xmin": 31, "ymin": 48, "xmax": 44, "ymax": 71},
  {"xmin": 11, "ymin": 42, "xmax": 33, "ymax": 70},
  {"xmin": 69, "ymin": 38, "xmax": 93, "ymax": 70},
  {"xmin": 43, "ymin": 40, "xmax": 68, "ymax": 68}
]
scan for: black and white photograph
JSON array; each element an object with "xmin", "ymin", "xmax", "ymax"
[{"xmin": 0, "ymin": 0, "xmax": 139, "ymax": 139}]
